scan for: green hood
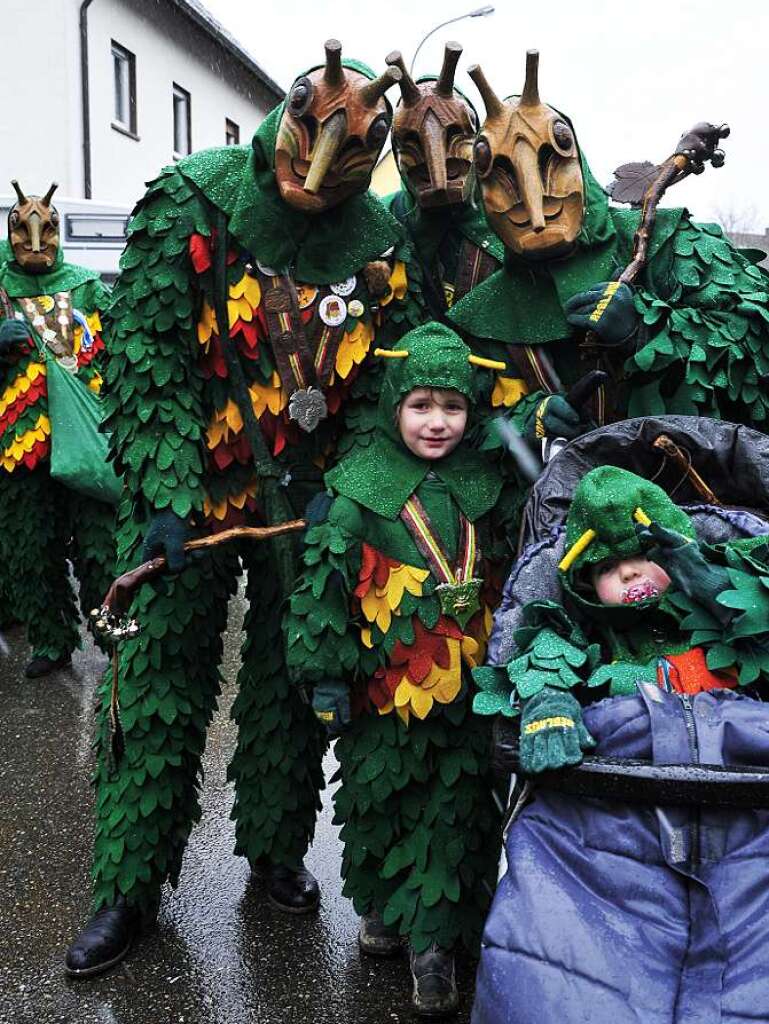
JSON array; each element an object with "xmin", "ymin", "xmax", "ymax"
[
  {"xmin": 326, "ymin": 322, "xmax": 501, "ymax": 520},
  {"xmin": 560, "ymin": 466, "xmax": 695, "ymax": 626},
  {"xmin": 447, "ymin": 111, "xmax": 685, "ymax": 345},
  {"xmin": 0, "ymin": 239, "xmax": 99, "ymax": 297},
  {"xmin": 178, "ymin": 58, "xmax": 402, "ymax": 284}
]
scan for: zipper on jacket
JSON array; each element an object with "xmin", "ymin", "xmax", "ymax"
[{"xmin": 678, "ymin": 692, "xmax": 700, "ymax": 865}]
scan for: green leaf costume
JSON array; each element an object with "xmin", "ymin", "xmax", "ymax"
[
  {"xmin": 0, "ymin": 241, "xmax": 115, "ymax": 661},
  {"xmin": 448, "ymin": 132, "xmax": 769, "ymax": 437},
  {"xmin": 284, "ymin": 324, "xmax": 505, "ymax": 953},
  {"xmin": 474, "ymin": 467, "xmax": 769, "ymax": 726},
  {"xmin": 90, "ymin": 64, "xmax": 424, "ymax": 914}
]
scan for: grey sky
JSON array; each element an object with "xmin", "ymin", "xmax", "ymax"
[{"xmin": 203, "ymin": 0, "xmax": 768, "ymax": 230}]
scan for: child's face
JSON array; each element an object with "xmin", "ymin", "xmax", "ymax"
[
  {"xmin": 590, "ymin": 555, "xmax": 671, "ymax": 606},
  {"xmin": 397, "ymin": 387, "xmax": 469, "ymax": 460}
]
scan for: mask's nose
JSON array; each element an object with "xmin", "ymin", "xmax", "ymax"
[{"xmin": 28, "ymin": 211, "xmax": 43, "ymax": 252}]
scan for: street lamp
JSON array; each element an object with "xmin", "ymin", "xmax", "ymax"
[{"xmin": 409, "ymin": 6, "xmax": 495, "ymax": 76}]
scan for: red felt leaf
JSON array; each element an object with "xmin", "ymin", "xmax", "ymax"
[{"xmin": 189, "ymin": 233, "xmax": 212, "ymax": 274}]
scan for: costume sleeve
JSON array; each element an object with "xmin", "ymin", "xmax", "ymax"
[
  {"xmin": 284, "ymin": 495, "xmax": 364, "ymax": 686},
  {"xmin": 473, "ymin": 600, "xmax": 599, "ymax": 717},
  {"xmin": 628, "ymin": 216, "xmax": 769, "ymax": 424},
  {"xmin": 670, "ymin": 538, "xmax": 769, "ymax": 686},
  {"xmin": 103, "ymin": 166, "xmax": 211, "ymax": 519}
]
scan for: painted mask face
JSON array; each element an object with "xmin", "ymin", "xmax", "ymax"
[
  {"xmin": 469, "ymin": 52, "xmax": 584, "ymax": 260},
  {"xmin": 387, "ymin": 43, "xmax": 477, "ymax": 209},
  {"xmin": 8, "ymin": 180, "xmax": 60, "ymax": 273},
  {"xmin": 274, "ymin": 39, "xmax": 399, "ymax": 213}
]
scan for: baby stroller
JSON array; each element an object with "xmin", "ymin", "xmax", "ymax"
[{"xmin": 474, "ymin": 415, "xmax": 769, "ymax": 1024}]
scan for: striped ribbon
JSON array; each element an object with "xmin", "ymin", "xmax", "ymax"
[{"xmin": 400, "ymin": 493, "xmax": 477, "ymax": 585}]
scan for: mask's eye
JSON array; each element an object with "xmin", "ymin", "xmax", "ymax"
[
  {"xmin": 9, "ymin": 211, "xmax": 18, "ymax": 228},
  {"xmin": 473, "ymin": 136, "xmax": 492, "ymax": 177},
  {"xmin": 288, "ymin": 77, "xmax": 313, "ymax": 117},
  {"xmin": 366, "ymin": 113, "xmax": 391, "ymax": 151},
  {"xmin": 551, "ymin": 118, "xmax": 575, "ymax": 156},
  {"xmin": 50, "ymin": 212, "xmax": 59, "ymax": 228}
]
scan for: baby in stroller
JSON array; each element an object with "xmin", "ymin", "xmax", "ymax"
[{"xmin": 472, "ymin": 416, "xmax": 769, "ymax": 1024}]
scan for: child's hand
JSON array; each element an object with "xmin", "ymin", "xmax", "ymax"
[
  {"xmin": 635, "ymin": 521, "xmax": 732, "ymax": 622},
  {"xmin": 312, "ymin": 680, "xmax": 351, "ymax": 737},
  {"xmin": 519, "ymin": 687, "xmax": 595, "ymax": 774}
]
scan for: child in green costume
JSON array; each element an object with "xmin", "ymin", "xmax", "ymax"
[
  {"xmin": 285, "ymin": 322, "xmax": 506, "ymax": 1018},
  {"xmin": 473, "ymin": 463, "xmax": 769, "ymax": 1024}
]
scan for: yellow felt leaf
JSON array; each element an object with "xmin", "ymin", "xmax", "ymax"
[
  {"xmin": 491, "ymin": 375, "xmax": 529, "ymax": 409},
  {"xmin": 409, "ymin": 686, "xmax": 434, "ymax": 720},
  {"xmin": 86, "ymin": 310, "xmax": 102, "ymax": 334},
  {"xmin": 88, "ymin": 371, "xmax": 103, "ymax": 394},
  {"xmin": 361, "ymin": 627, "xmax": 373, "ymax": 649},
  {"xmin": 198, "ymin": 301, "xmax": 217, "ymax": 346},
  {"xmin": 335, "ymin": 321, "xmax": 374, "ymax": 380}
]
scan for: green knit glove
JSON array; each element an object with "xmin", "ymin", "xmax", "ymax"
[
  {"xmin": 519, "ymin": 687, "xmax": 595, "ymax": 774},
  {"xmin": 564, "ymin": 281, "xmax": 638, "ymax": 346},
  {"xmin": 312, "ymin": 681, "xmax": 351, "ymax": 737},
  {"xmin": 635, "ymin": 521, "xmax": 733, "ymax": 624},
  {"xmin": 524, "ymin": 394, "xmax": 583, "ymax": 441},
  {"xmin": 0, "ymin": 319, "xmax": 31, "ymax": 358},
  {"xmin": 141, "ymin": 510, "xmax": 191, "ymax": 573}
]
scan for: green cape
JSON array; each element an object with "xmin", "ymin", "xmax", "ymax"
[
  {"xmin": 325, "ymin": 321, "xmax": 501, "ymax": 520},
  {"xmin": 0, "ymin": 240, "xmax": 100, "ymax": 297},
  {"xmin": 178, "ymin": 59, "xmax": 402, "ymax": 284}
]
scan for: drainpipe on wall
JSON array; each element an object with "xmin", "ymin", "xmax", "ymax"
[{"xmin": 80, "ymin": 0, "xmax": 95, "ymax": 199}]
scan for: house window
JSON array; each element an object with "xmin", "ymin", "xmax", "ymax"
[
  {"xmin": 173, "ymin": 84, "xmax": 192, "ymax": 157},
  {"xmin": 112, "ymin": 41, "xmax": 137, "ymax": 136},
  {"xmin": 225, "ymin": 118, "xmax": 240, "ymax": 146}
]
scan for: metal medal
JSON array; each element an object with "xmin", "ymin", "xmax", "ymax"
[
  {"xmin": 318, "ymin": 295, "xmax": 347, "ymax": 327},
  {"xmin": 330, "ymin": 276, "xmax": 356, "ymax": 297},
  {"xmin": 296, "ymin": 285, "xmax": 319, "ymax": 310},
  {"xmin": 435, "ymin": 578, "xmax": 483, "ymax": 630},
  {"xmin": 56, "ymin": 354, "xmax": 79, "ymax": 374},
  {"xmin": 256, "ymin": 260, "xmax": 279, "ymax": 277},
  {"xmin": 288, "ymin": 386, "xmax": 328, "ymax": 432}
]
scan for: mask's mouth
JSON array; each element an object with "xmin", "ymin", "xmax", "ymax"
[{"xmin": 621, "ymin": 580, "xmax": 660, "ymax": 604}]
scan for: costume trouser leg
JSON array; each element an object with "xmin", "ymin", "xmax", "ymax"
[
  {"xmin": 91, "ymin": 513, "xmax": 238, "ymax": 914},
  {"xmin": 0, "ymin": 468, "xmax": 81, "ymax": 660},
  {"xmin": 228, "ymin": 540, "xmax": 325, "ymax": 868},
  {"xmin": 335, "ymin": 698, "xmax": 502, "ymax": 954},
  {"xmin": 68, "ymin": 491, "xmax": 117, "ymax": 636}
]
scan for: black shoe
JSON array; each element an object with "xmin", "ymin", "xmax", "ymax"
[
  {"xmin": 409, "ymin": 944, "xmax": 459, "ymax": 1018},
  {"xmin": 65, "ymin": 897, "xmax": 146, "ymax": 978},
  {"xmin": 253, "ymin": 860, "xmax": 320, "ymax": 914},
  {"xmin": 25, "ymin": 653, "xmax": 72, "ymax": 679},
  {"xmin": 358, "ymin": 911, "xmax": 401, "ymax": 957}
]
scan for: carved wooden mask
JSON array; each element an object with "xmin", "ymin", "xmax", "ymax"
[
  {"xmin": 469, "ymin": 52, "xmax": 584, "ymax": 260},
  {"xmin": 8, "ymin": 180, "xmax": 60, "ymax": 273},
  {"xmin": 274, "ymin": 40, "xmax": 400, "ymax": 213},
  {"xmin": 387, "ymin": 43, "xmax": 477, "ymax": 209}
]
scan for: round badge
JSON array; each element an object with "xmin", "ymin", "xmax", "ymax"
[
  {"xmin": 39, "ymin": 296, "xmax": 55, "ymax": 313},
  {"xmin": 319, "ymin": 294, "xmax": 348, "ymax": 327},
  {"xmin": 347, "ymin": 299, "xmax": 364, "ymax": 318},
  {"xmin": 256, "ymin": 260, "xmax": 279, "ymax": 277},
  {"xmin": 330, "ymin": 276, "xmax": 357, "ymax": 297},
  {"xmin": 296, "ymin": 285, "xmax": 318, "ymax": 310}
]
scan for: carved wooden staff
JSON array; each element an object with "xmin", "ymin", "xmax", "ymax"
[{"xmin": 91, "ymin": 520, "xmax": 307, "ymax": 767}]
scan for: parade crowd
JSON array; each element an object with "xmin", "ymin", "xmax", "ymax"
[{"xmin": 3, "ymin": 37, "xmax": 769, "ymax": 1023}]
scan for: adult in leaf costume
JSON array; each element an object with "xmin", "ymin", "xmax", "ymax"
[
  {"xmin": 448, "ymin": 52, "xmax": 769, "ymax": 443},
  {"xmin": 285, "ymin": 323, "xmax": 504, "ymax": 1017},
  {"xmin": 472, "ymin": 459, "xmax": 769, "ymax": 1024},
  {"xmin": 66, "ymin": 42, "xmax": 423, "ymax": 978},
  {"xmin": 0, "ymin": 181, "xmax": 114, "ymax": 678}
]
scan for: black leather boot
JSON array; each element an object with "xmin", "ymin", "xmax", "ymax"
[
  {"xmin": 358, "ymin": 910, "xmax": 401, "ymax": 957},
  {"xmin": 26, "ymin": 653, "xmax": 72, "ymax": 678},
  {"xmin": 409, "ymin": 943, "xmax": 459, "ymax": 1017},
  {"xmin": 252, "ymin": 859, "xmax": 320, "ymax": 914},
  {"xmin": 65, "ymin": 896, "xmax": 149, "ymax": 978}
]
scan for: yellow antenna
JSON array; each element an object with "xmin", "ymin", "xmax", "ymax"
[
  {"xmin": 558, "ymin": 529, "xmax": 597, "ymax": 572},
  {"xmin": 633, "ymin": 508, "xmax": 651, "ymax": 526},
  {"xmin": 374, "ymin": 348, "xmax": 409, "ymax": 359},
  {"xmin": 468, "ymin": 354, "xmax": 507, "ymax": 371}
]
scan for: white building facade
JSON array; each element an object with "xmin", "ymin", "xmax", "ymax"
[{"xmin": 0, "ymin": 0, "xmax": 283, "ymax": 274}]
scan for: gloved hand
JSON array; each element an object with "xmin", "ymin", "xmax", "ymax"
[
  {"xmin": 141, "ymin": 509, "xmax": 191, "ymax": 573},
  {"xmin": 519, "ymin": 687, "xmax": 595, "ymax": 774},
  {"xmin": 312, "ymin": 680, "xmax": 351, "ymax": 737},
  {"xmin": 635, "ymin": 520, "xmax": 733, "ymax": 624},
  {"xmin": 0, "ymin": 319, "xmax": 32, "ymax": 358},
  {"xmin": 524, "ymin": 394, "xmax": 583, "ymax": 441},
  {"xmin": 564, "ymin": 281, "xmax": 639, "ymax": 346}
]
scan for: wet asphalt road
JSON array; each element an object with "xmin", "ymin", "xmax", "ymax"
[{"xmin": 0, "ymin": 587, "xmax": 479, "ymax": 1024}]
